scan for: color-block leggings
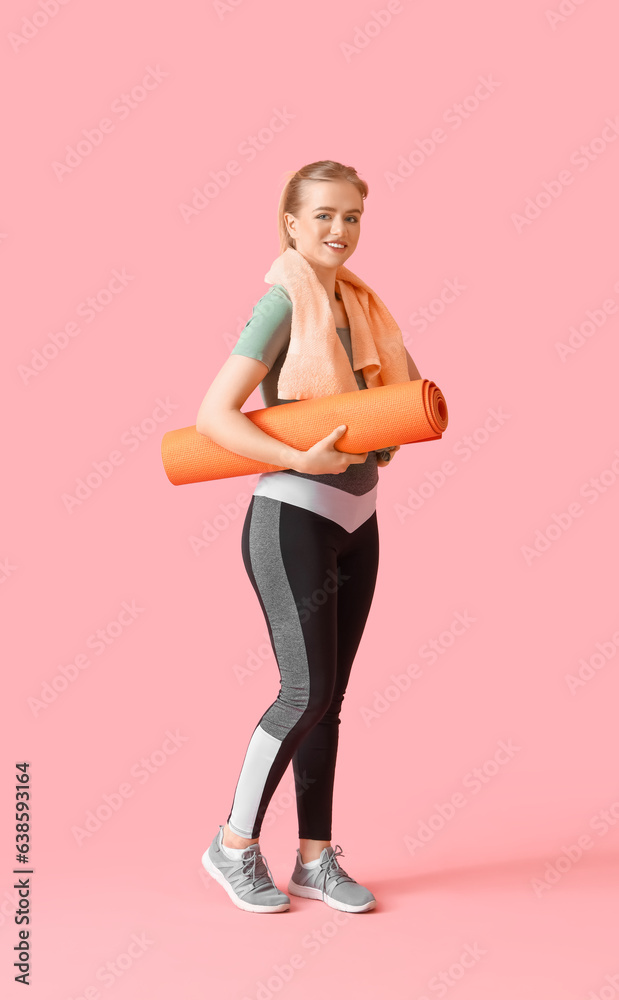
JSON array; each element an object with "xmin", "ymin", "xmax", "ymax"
[{"xmin": 226, "ymin": 494, "xmax": 380, "ymax": 841}]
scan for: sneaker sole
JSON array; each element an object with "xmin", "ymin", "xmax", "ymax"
[
  {"xmin": 202, "ymin": 849, "xmax": 290, "ymax": 913},
  {"xmin": 287, "ymin": 878, "xmax": 376, "ymax": 912}
]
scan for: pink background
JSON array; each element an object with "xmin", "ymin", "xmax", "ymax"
[{"xmin": 3, "ymin": 0, "xmax": 619, "ymax": 996}]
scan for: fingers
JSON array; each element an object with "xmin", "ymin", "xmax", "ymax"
[{"xmin": 330, "ymin": 424, "xmax": 365, "ymax": 462}]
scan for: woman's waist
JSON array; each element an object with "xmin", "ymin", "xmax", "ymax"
[{"xmin": 253, "ymin": 468, "xmax": 378, "ymax": 514}]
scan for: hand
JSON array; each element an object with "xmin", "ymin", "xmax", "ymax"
[
  {"xmin": 376, "ymin": 445, "xmax": 400, "ymax": 468},
  {"xmin": 295, "ymin": 425, "xmax": 368, "ymax": 476}
]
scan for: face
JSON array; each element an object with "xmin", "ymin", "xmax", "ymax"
[{"xmin": 284, "ymin": 179, "xmax": 363, "ymax": 272}]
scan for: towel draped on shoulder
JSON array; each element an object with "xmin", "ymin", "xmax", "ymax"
[{"xmin": 264, "ymin": 247, "xmax": 410, "ymax": 400}]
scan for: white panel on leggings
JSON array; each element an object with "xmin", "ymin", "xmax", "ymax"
[{"xmin": 227, "ymin": 724, "xmax": 282, "ymax": 839}]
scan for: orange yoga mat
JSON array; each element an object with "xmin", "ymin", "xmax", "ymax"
[{"xmin": 161, "ymin": 378, "xmax": 448, "ymax": 485}]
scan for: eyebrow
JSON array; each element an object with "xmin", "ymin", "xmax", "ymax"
[{"xmin": 313, "ymin": 206, "xmax": 362, "ymax": 215}]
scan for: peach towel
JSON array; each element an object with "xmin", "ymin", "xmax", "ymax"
[{"xmin": 264, "ymin": 247, "xmax": 411, "ymax": 400}]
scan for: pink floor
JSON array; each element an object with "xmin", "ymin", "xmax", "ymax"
[{"xmin": 6, "ymin": 854, "xmax": 618, "ymax": 999}]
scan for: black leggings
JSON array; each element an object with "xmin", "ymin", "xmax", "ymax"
[{"xmin": 226, "ymin": 494, "xmax": 380, "ymax": 840}]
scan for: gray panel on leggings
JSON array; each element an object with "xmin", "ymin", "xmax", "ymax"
[{"xmin": 248, "ymin": 496, "xmax": 310, "ymax": 741}]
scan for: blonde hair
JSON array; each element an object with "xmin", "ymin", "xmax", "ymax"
[{"xmin": 276, "ymin": 160, "xmax": 368, "ymax": 256}]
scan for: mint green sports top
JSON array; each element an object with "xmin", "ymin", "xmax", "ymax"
[{"xmin": 231, "ymin": 284, "xmax": 369, "ymax": 404}]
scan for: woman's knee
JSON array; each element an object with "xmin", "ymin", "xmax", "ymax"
[
  {"xmin": 303, "ymin": 687, "xmax": 345, "ymax": 728},
  {"xmin": 281, "ymin": 690, "xmax": 336, "ymax": 730}
]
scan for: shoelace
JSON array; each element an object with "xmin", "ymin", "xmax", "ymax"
[
  {"xmin": 240, "ymin": 848, "xmax": 277, "ymax": 890},
  {"xmin": 318, "ymin": 845, "xmax": 355, "ymax": 898}
]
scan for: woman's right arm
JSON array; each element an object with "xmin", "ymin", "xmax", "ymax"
[{"xmin": 196, "ymin": 355, "xmax": 367, "ymax": 475}]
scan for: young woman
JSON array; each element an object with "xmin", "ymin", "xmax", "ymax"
[{"xmin": 198, "ymin": 160, "xmax": 421, "ymax": 914}]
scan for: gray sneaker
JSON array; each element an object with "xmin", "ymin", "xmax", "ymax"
[
  {"xmin": 202, "ymin": 825, "xmax": 290, "ymax": 913},
  {"xmin": 288, "ymin": 844, "xmax": 375, "ymax": 912}
]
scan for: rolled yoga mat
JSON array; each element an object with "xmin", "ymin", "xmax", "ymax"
[{"xmin": 161, "ymin": 377, "xmax": 448, "ymax": 486}]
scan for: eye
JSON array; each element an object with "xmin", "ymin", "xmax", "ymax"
[{"xmin": 315, "ymin": 214, "xmax": 359, "ymax": 223}]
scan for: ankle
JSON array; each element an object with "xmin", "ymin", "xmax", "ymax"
[
  {"xmin": 223, "ymin": 823, "xmax": 259, "ymax": 851},
  {"xmin": 299, "ymin": 842, "xmax": 331, "ymax": 864}
]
